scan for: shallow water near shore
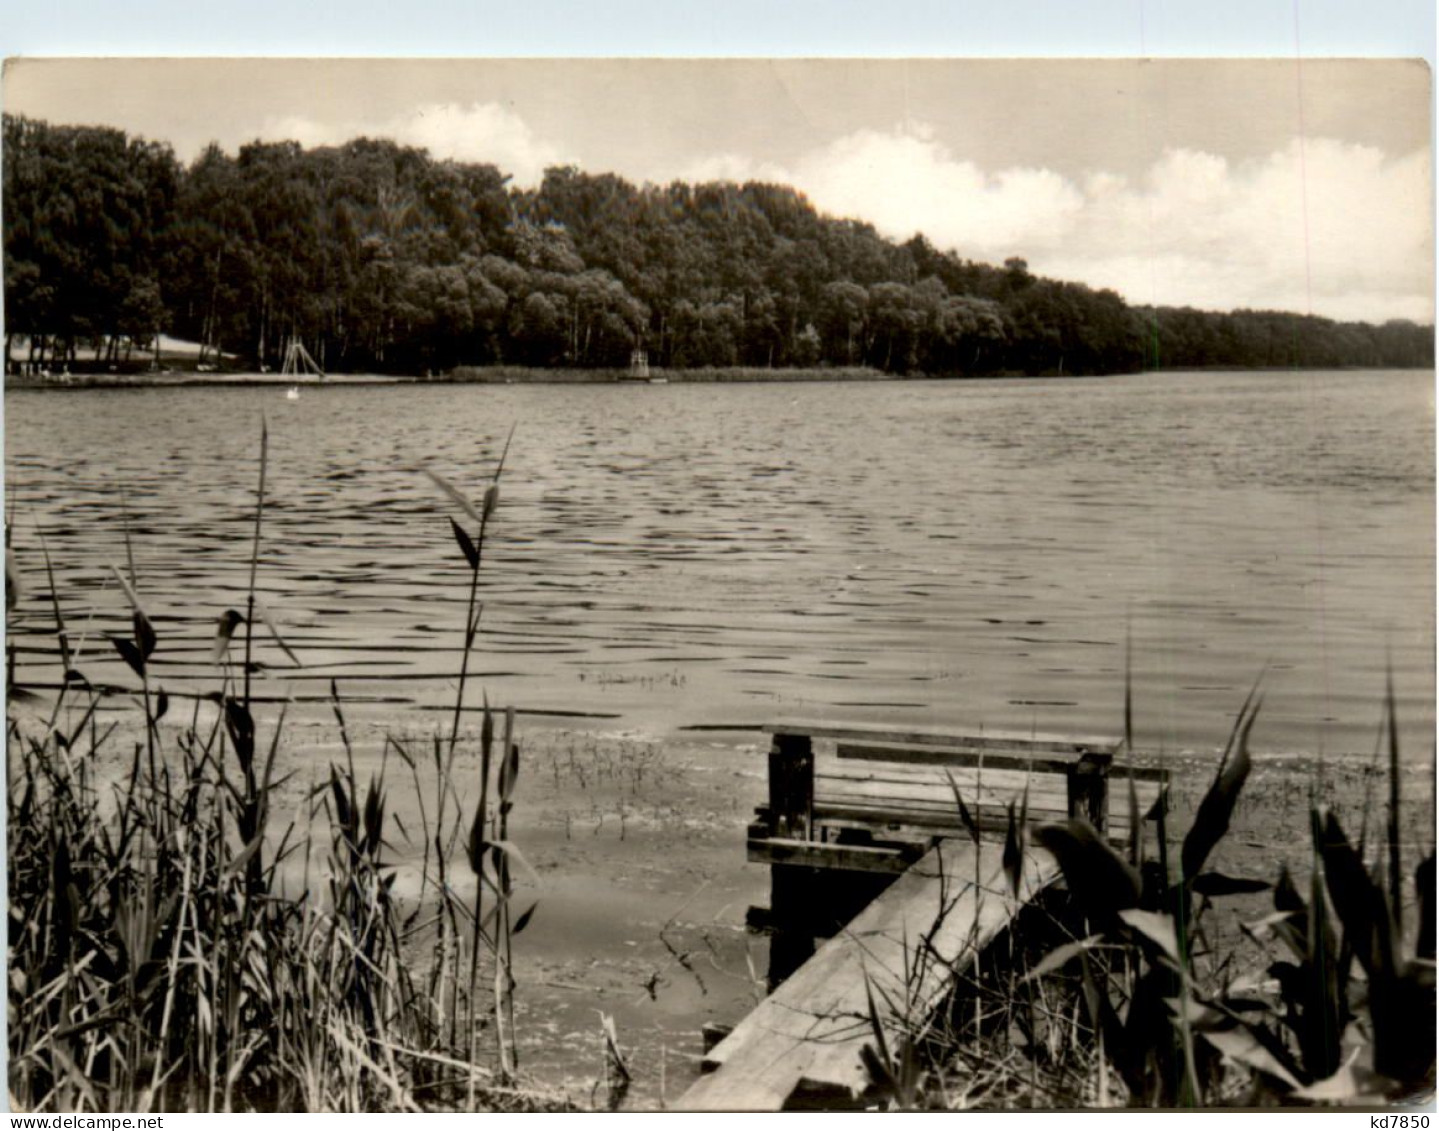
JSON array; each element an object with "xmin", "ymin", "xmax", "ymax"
[{"xmin": 6, "ymin": 369, "xmax": 1434, "ymax": 758}]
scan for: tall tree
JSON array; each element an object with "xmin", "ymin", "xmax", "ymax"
[{"xmin": 5, "ymin": 113, "xmax": 1432, "ymax": 377}]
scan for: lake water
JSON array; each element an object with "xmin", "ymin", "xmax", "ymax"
[{"xmin": 5, "ymin": 369, "xmax": 1434, "ymax": 760}]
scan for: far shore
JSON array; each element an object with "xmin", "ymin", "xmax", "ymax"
[
  {"xmin": 7, "ymin": 362, "xmax": 1424, "ymax": 391},
  {"xmin": 4, "ymin": 370, "xmax": 418, "ymax": 390},
  {"xmin": 4, "ymin": 364, "xmax": 889, "ymax": 390}
]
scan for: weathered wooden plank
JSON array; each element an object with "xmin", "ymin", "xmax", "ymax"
[
  {"xmin": 681, "ymin": 840, "xmax": 1060, "ymax": 1111},
  {"xmin": 813, "ymin": 798, "xmax": 1069, "ymax": 827},
  {"xmin": 835, "ymin": 742, "xmax": 1169, "ymax": 784},
  {"xmin": 1109, "ymin": 762, "xmax": 1170, "ymax": 784},
  {"xmin": 822, "ymin": 759, "xmax": 1060, "ymax": 792},
  {"xmin": 811, "ymin": 803, "xmax": 1143, "ymax": 842},
  {"xmin": 837, "ymin": 741, "xmax": 1088, "ymax": 775},
  {"xmin": 819, "ymin": 755, "xmax": 1167, "ymax": 788},
  {"xmin": 765, "ymin": 719, "xmax": 1120, "ymax": 756},
  {"xmin": 809, "ymin": 787, "xmax": 1160, "ymax": 844},
  {"xmin": 810, "ymin": 801, "xmax": 1157, "ymax": 834},
  {"xmin": 815, "ymin": 776, "xmax": 1072, "ymax": 811},
  {"xmin": 746, "ymin": 837, "xmax": 918, "ymax": 874},
  {"xmin": 812, "ymin": 771, "xmax": 1161, "ymax": 827},
  {"xmin": 814, "ymin": 757, "xmax": 1163, "ymax": 794},
  {"xmin": 814, "ymin": 783, "xmax": 1158, "ymax": 812}
]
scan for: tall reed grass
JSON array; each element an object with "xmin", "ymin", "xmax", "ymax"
[{"xmin": 6, "ymin": 423, "xmax": 556, "ymax": 1112}]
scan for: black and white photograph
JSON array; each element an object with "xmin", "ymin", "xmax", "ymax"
[{"xmin": 2, "ymin": 33, "xmax": 1434, "ymax": 1116}]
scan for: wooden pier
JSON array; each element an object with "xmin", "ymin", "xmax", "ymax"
[{"xmin": 681, "ymin": 720, "xmax": 1166, "ymax": 1111}]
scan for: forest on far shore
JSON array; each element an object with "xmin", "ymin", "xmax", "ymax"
[{"xmin": 4, "ymin": 114, "xmax": 1434, "ymax": 377}]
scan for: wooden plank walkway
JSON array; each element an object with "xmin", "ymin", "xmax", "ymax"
[{"xmin": 680, "ymin": 838, "xmax": 1062, "ymax": 1111}]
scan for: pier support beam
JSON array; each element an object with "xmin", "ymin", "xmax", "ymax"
[
  {"xmin": 763, "ymin": 863, "xmax": 898, "ymax": 988},
  {"xmin": 1066, "ymin": 751, "xmax": 1112, "ymax": 832},
  {"xmin": 768, "ymin": 731, "xmax": 813, "ymax": 838}
]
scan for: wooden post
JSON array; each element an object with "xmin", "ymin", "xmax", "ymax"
[
  {"xmin": 768, "ymin": 732, "xmax": 813, "ymax": 840},
  {"xmin": 765, "ymin": 731, "xmax": 816, "ymax": 989},
  {"xmin": 1066, "ymin": 751, "xmax": 1111, "ymax": 832},
  {"xmin": 766, "ymin": 865, "xmax": 817, "ymax": 988}
]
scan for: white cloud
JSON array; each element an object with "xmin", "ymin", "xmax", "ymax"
[
  {"xmin": 801, "ymin": 127, "xmax": 1085, "ymax": 255},
  {"xmin": 682, "ymin": 125, "xmax": 1432, "ymax": 323},
  {"xmin": 263, "ymin": 102, "xmax": 568, "ymax": 186},
  {"xmin": 1057, "ymin": 139, "xmax": 1434, "ymax": 321},
  {"xmin": 682, "ymin": 126, "xmax": 1085, "ymax": 257},
  {"xmin": 682, "ymin": 152, "xmax": 790, "ymax": 185}
]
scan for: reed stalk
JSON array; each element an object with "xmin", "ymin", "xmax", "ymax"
[{"xmin": 3, "ymin": 422, "xmax": 555, "ymax": 1113}]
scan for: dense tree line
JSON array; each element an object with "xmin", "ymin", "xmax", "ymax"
[{"xmin": 4, "ymin": 115, "xmax": 1433, "ymax": 376}]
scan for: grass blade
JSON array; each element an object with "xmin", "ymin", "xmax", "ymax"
[
  {"xmin": 253, "ymin": 595, "xmax": 301, "ymax": 667},
  {"xmin": 422, "ymin": 466, "xmax": 483, "ymax": 526},
  {"xmin": 112, "ymin": 635, "xmax": 146, "ymax": 678},
  {"xmin": 212, "ymin": 609, "xmax": 244, "ymax": 663},
  {"xmin": 1117, "ymin": 908, "xmax": 1182, "ymax": 967},
  {"xmin": 493, "ymin": 422, "xmax": 518, "ymax": 483},
  {"xmin": 1181, "ymin": 691, "xmax": 1259, "ymax": 883},
  {"xmin": 943, "ymin": 769, "xmax": 980, "ymax": 845},
  {"xmin": 5, "ymin": 537, "xmax": 20, "ymax": 611},
  {"xmin": 1315, "ymin": 808, "xmax": 1391, "ymax": 980},
  {"xmin": 1033, "ymin": 819, "xmax": 1142, "ymax": 919},
  {"xmin": 1416, "ymin": 853, "xmax": 1436, "ymax": 961},
  {"xmin": 1003, "ymin": 799, "xmax": 1024, "ymax": 898},
  {"xmin": 243, "ymin": 417, "xmax": 268, "ymax": 706},
  {"xmin": 450, "ymin": 517, "xmax": 480, "ymax": 570},
  {"xmin": 1023, "ymin": 934, "xmax": 1103, "ymax": 982},
  {"xmin": 1384, "ymin": 661, "xmax": 1403, "ymax": 936},
  {"xmin": 109, "ymin": 564, "xmax": 150, "ymax": 621},
  {"xmin": 1190, "ymin": 872, "xmax": 1271, "ymax": 897},
  {"xmin": 1127, "ymin": 768, "xmax": 1143, "ymax": 869}
]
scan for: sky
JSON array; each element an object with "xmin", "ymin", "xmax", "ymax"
[{"xmin": 3, "ymin": 52, "xmax": 1434, "ymax": 324}]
